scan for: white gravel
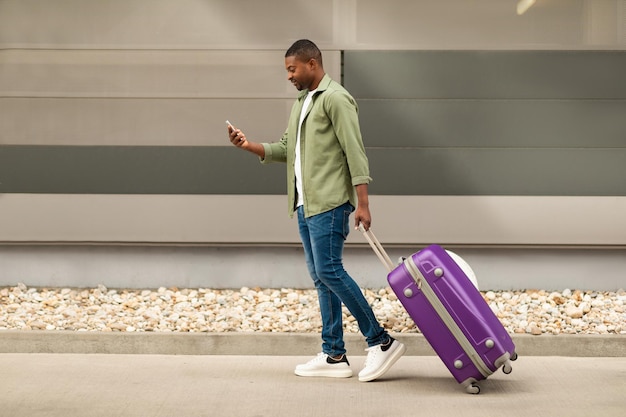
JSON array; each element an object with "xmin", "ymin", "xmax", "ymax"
[{"xmin": 1, "ymin": 284, "xmax": 624, "ymax": 335}]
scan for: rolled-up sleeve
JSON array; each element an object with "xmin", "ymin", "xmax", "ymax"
[{"xmin": 260, "ymin": 132, "xmax": 288, "ymax": 164}]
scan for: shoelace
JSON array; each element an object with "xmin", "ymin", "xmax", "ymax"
[
  {"xmin": 363, "ymin": 346, "xmax": 380, "ymax": 367},
  {"xmin": 306, "ymin": 352, "xmax": 328, "ymax": 365}
]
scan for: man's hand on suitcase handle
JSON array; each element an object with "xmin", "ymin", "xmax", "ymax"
[
  {"xmin": 355, "ymin": 209, "xmax": 371, "ymax": 231},
  {"xmin": 354, "ymin": 184, "xmax": 371, "ymax": 231}
]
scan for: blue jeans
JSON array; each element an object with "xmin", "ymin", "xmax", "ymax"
[{"xmin": 297, "ymin": 202, "xmax": 389, "ymax": 357}]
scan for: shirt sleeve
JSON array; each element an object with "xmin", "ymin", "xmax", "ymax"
[
  {"xmin": 260, "ymin": 130, "xmax": 288, "ymax": 164},
  {"xmin": 324, "ymin": 90, "xmax": 372, "ymax": 185}
]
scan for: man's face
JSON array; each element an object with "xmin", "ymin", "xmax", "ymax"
[{"xmin": 285, "ymin": 55, "xmax": 314, "ymax": 91}]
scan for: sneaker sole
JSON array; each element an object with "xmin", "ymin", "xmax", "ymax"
[
  {"xmin": 294, "ymin": 368, "xmax": 353, "ymax": 378},
  {"xmin": 358, "ymin": 342, "xmax": 407, "ymax": 382}
]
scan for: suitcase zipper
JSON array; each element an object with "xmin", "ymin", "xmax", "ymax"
[{"xmin": 405, "ymin": 256, "xmax": 491, "ymax": 378}]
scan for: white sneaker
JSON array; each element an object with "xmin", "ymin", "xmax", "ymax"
[
  {"xmin": 294, "ymin": 353, "xmax": 353, "ymax": 378},
  {"xmin": 358, "ymin": 337, "xmax": 406, "ymax": 382}
]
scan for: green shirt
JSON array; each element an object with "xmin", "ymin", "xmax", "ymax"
[{"xmin": 261, "ymin": 74, "xmax": 372, "ymax": 218}]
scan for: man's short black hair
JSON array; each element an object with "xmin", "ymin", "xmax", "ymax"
[{"xmin": 285, "ymin": 39, "xmax": 323, "ymax": 66}]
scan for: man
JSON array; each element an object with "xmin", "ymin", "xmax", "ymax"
[{"xmin": 227, "ymin": 39, "xmax": 405, "ymax": 382}]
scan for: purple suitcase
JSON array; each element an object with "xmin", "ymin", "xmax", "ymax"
[{"xmin": 361, "ymin": 227, "xmax": 517, "ymax": 394}]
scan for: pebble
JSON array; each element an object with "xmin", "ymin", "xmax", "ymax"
[{"xmin": 0, "ymin": 285, "xmax": 624, "ymax": 336}]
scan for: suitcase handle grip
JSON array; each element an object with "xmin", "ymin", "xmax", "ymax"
[{"xmin": 358, "ymin": 224, "xmax": 395, "ymax": 272}]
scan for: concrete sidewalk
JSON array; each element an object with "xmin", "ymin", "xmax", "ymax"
[{"xmin": 1, "ymin": 353, "xmax": 625, "ymax": 417}]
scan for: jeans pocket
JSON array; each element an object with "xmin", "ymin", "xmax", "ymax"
[{"xmin": 342, "ymin": 207, "xmax": 352, "ymax": 239}]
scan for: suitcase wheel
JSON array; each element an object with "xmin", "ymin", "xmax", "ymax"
[
  {"xmin": 502, "ymin": 362, "xmax": 513, "ymax": 375},
  {"xmin": 510, "ymin": 352, "xmax": 519, "ymax": 361},
  {"xmin": 466, "ymin": 383, "xmax": 481, "ymax": 395}
]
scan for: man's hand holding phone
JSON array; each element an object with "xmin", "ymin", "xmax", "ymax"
[
  {"xmin": 226, "ymin": 120, "xmax": 248, "ymax": 148},
  {"xmin": 225, "ymin": 120, "xmax": 265, "ymax": 159}
]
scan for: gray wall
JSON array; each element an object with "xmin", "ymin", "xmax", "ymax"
[
  {"xmin": 3, "ymin": 50, "xmax": 626, "ymax": 196},
  {"xmin": 1, "ymin": 245, "xmax": 625, "ymax": 291},
  {"xmin": 1, "ymin": 0, "xmax": 625, "ymax": 290},
  {"xmin": 345, "ymin": 51, "xmax": 626, "ymax": 196}
]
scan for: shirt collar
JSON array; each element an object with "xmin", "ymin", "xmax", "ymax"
[{"xmin": 297, "ymin": 73, "xmax": 331, "ymax": 100}]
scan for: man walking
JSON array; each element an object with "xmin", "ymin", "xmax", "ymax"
[{"xmin": 227, "ymin": 39, "xmax": 405, "ymax": 382}]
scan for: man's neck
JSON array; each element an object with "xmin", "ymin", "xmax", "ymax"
[{"xmin": 308, "ymin": 72, "xmax": 325, "ymax": 91}]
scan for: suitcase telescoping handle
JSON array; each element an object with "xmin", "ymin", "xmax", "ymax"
[{"xmin": 358, "ymin": 224, "xmax": 395, "ymax": 272}]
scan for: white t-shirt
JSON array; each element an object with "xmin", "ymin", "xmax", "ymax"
[{"xmin": 295, "ymin": 90, "xmax": 316, "ymax": 208}]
